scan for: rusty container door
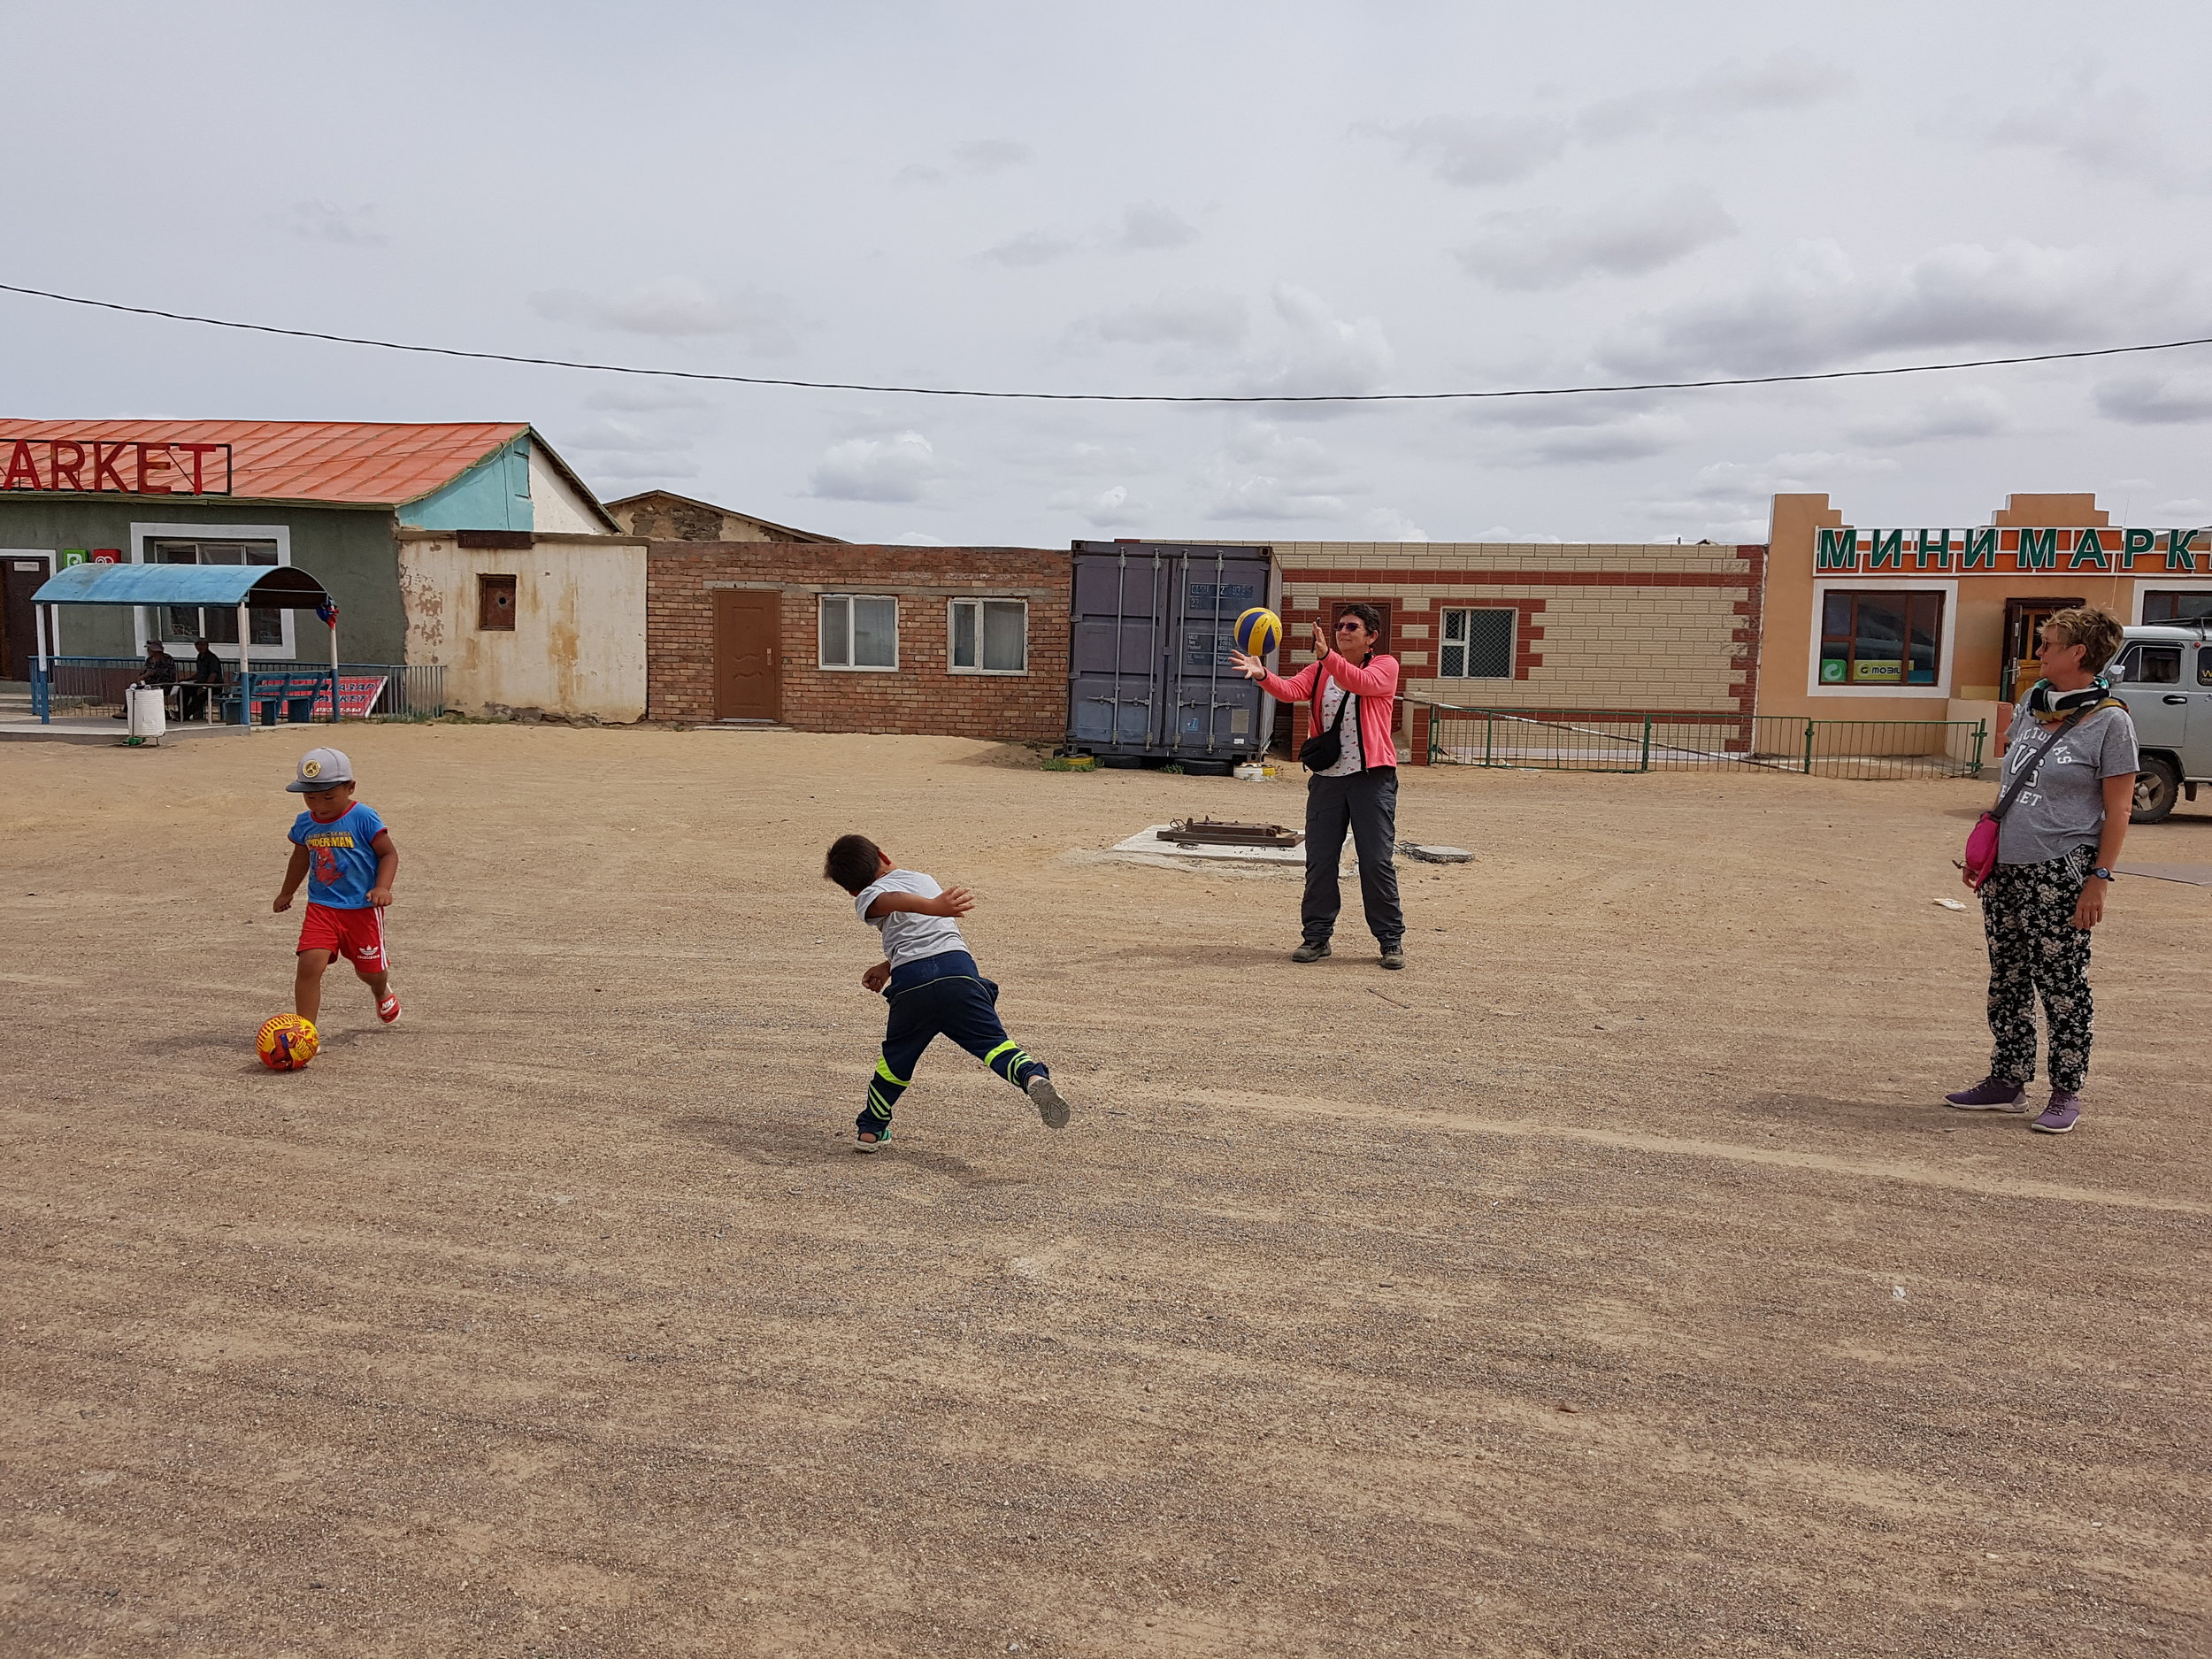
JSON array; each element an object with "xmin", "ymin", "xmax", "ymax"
[{"xmin": 714, "ymin": 589, "xmax": 781, "ymax": 721}]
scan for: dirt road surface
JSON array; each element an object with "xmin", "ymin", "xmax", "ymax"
[{"xmin": 3, "ymin": 726, "xmax": 2207, "ymax": 1657}]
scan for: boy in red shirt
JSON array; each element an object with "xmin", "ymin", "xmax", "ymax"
[{"xmin": 272, "ymin": 747, "xmax": 403, "ymax": 1025}]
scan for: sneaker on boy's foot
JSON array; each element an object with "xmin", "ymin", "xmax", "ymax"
[
  {"xmin": 377, "ymin": 992, "xmax": 403, "ymax": 1025},
  {"xmin": 1026, "ymin": 1074, "xmax": 1071, "ymax": 1130},
  {"xmin": 1379, "ymin": 948, "xmax": 1406, "ymax": 970},
  {"xmin": 2031, "ymin": 1092, "xmax": 2082, "ymax": 1134},
  {"xmin": 1291, "ymin": 940, "xmax": 1332, "ymax": 964},
  {"xmin": 1943, "ymin": 1076, "xmax": 2026, "ymax": 1110},
  {"xmin": 856, "ymin": 1126, "xmax": 890, "ymax": 1154}
]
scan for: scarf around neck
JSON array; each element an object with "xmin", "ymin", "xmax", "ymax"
[{"xmin": 2024, "ymin": 675, "xmax": 2121, "ymax": 721}]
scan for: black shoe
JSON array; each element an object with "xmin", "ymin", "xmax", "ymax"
[
  {"xmin": 1379, "ymin": 949, "xmax": 1405, "ymax": 970},
  {"xmin": 1291, "ymin": 940, "xmax": 1332, "ymax": 964}
]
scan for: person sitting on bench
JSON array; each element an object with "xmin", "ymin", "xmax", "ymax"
[
  {"xmin": 114, "ymin": 642, "xmax": 180, "ymax": 718},
  {"xmin": 180, "ymin": 638, "xmax": 222, "ymax": 722}
]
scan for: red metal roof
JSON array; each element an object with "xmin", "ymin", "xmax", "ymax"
[{"xmin": 0, "ymin": 419, "xmax": 529, "ymax": 507}]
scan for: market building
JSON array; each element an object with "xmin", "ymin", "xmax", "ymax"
[
  {"xmin": 0, "ymin": 420, "xmax": 647, "ymax": 720},
  {"xmin": 1758, "ymin": 491, "xmax": 2212, "ymax": 741}
]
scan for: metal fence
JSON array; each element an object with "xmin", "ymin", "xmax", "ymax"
[
  {"xmin": 33, "ymin": 658, "xmax": 445, "ymax": 722},
  {"xmin": 1423, "ymin": 704, "xmax": 1988, "ymax": 780}
]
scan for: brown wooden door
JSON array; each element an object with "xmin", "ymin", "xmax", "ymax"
[
  {"xmin": 713, "ymin": 588, "xmax": 781, "ymax": 721},
  {"xmin": 3, "ymin": 557, "xmax": 50, "ymax": 680},
  {"xmin": 2001, "ymin": 595, "xmax": 2084, "ymax": 703}
]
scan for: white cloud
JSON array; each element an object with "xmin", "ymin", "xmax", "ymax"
[
  {"xmin": 2154, "ymin": 498, "xmax": 2211, "ymax": 518},
  {"xmin": 583, "ymin": 384, "xmax": 711, "ymax": 413},
  {"xmin": 953, "ymin": 138, "xmax": 1034, "ymax": 173},
  {"xmin": 1056, "ymin": 484, "xmax": 1148, "ymax": 527},
  {"xmin": 1362, "ymin": 507, "xmax": 1430, "ymax": 541},
  {"xmin": 272, "ymin": 198, "xmax": 390, "ymax": 247},
  {"xmin": 1116, "ymin": 203, "xmax": 1200, "ymax": 251},
  {"xmin": 1578, "ymin": 55, "xmax": 1848, "ymax": 141},
  {"xmin": 1369, "ymin": 57, "xmax": 1847, "ymax": 188},
  {"xmin": 893, "ymin": 531, "xmax": 949, "ymax": 546},
  {"xmin": 893, "ymin": 163, "xmax": 945, "ymax": 186},
  {"xmin": 531, "ymin": 278, "xmax": 796, "ymax": 351},
  {"xmin": 808, "ymin": 431, "xmax": 946, "ymax": 503},
  {"xmin": 1237, "ymin": 285, "xmax": 1393, "ymax": 401},
  {"xmin": 1072, "ymin": 291, "xmax": 1248, "ymax": 349},
  {"xmin": 1632, "ymin": 449, "xmax": 1901, "ymax": 538},
  {"xmin": 1514, "ymin": 413, "xmax": 1690, "ymax": 465},
  {"xmin": 1596, "ymin": 239, "xmax": 2178, "ymax": 378},
  {"xmin": 1848, "ymin": 385, "xmax": 2016, "ymax": 445},
  {"xmin": 1198, "ymin": 422, "xmax": 1363, "ymax": 521},
  {"xmin": 2095, "ymin": 371, "xmax": 2212, "ymax": 425},
  {"xmin": 1359, "ymin": 113, "xmax": 1570, "ymax": 188},
  {"xmin": 1455, "ymin": 188, "xmax": 1737, "ymax": 289},
  {"xmin": 1990, "ymin": 81, "xmax": 2211, "ymax": 195},
  {"xmin": 979, "ymin": 230, "xmax": 1079, "ymax": 268}
]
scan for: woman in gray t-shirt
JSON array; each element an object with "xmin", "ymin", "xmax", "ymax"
[{"xmin": 1946, "ymin": 607, "xmax": 2138, "ymax": 1134}]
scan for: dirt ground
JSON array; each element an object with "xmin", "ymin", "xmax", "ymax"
[{"xmin": 2, "ymin": 725, "xmax": 2207, "ymax": 1658}]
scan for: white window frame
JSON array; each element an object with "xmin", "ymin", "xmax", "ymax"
[
  {"xmin": 130, "ymin": 521, "xmax": 296, "ymax": 660},
  {"xmin": 1808, "ymin": 577, "xmax": 1957, "ymax": 699},
  {"xmin": 947, "ymin": 596, "xmax": 1030, "ymax": 676},
  {"xmin": 1436, "ymin": 605, "xmax": 1517, "ymax": 680},
  {"xmin": 818, "ymin": 592, "xmax": 899, "ymax": 672},
  {"xmin": 2129, "ymin": 577, "xmax": 2212, "ymax": 624}
]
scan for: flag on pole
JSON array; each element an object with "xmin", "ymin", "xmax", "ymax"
[{"xmin": 316, "ymin": 600, "xmax": 339, "ymax": 627}]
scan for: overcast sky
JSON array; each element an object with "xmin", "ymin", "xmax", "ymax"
[{"xmin": 10, "ymin": 0, "xmax": 2212, "ymax": 546}]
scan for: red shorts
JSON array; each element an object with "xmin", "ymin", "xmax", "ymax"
[{"xmin": 297, "ymin": 902, "xmax": 388, "ymax": 972}]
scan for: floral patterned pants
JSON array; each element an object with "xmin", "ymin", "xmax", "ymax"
[{"xmin": 1979, "ymin": 845, "xmax": 2097, "ymax": 1091}]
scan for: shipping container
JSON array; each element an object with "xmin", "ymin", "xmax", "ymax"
[{"xmin": 1065, "ymin": 541, "xmax": 1279, "ymax": 772}]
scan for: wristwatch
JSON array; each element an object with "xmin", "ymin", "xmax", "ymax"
[{"xmin": 2091, "ymin": 867, "xmax": 2116, "ymax": 881}]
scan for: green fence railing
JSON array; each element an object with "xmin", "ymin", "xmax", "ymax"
[{"xmin": 1422, "ymin": 705, "xmax": 1987, "ymax": 780}]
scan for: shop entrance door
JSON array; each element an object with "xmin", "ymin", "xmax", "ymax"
[
  {"xmin": 2, "ymin": 554, "xmax": 53, "ymax": 680},
  {"xmin": 2001, "ymin": 596, "xmax": 2084, "ymax": 703},
  {"xmin": 713, "ymin": 588, "xmax": 781, "ymax": 721}
]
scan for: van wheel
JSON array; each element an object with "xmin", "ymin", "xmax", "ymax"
[{"xmin": 2131, "ymin": 755, "xmax": 2180, "ymax": 824}]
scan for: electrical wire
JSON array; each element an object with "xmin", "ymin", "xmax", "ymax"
[{"xmin": 6, "ymin": 278, "xmax": 2210, "ymax": 406}]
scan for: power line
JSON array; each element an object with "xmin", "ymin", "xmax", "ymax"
[{"xmin": 5, "ymin": 278, "xmax": 2210, "ymax": 405}]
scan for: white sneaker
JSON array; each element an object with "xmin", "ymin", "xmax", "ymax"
[{"xmin": 1026, "ymin": 1075, "xmax": 1070, "ymax": 1129}]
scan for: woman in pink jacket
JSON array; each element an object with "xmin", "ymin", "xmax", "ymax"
[{"xmin": 1231, "ymin": 603, "xmax": 1407, "ymax": 968}]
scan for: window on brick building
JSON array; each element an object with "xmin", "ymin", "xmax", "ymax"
[
  {"xmin": 819, "ymin": 594, "xmax": 898, "ymax": 670},
  {"xmin": 1819, "ymin": 590, "xmax": 1942, "ymax": 685},
  {"xmin": 2140, "ymin": 589, "xmax": 2212, "ymax": 624},
  {"xmin": 1438, "ymin": 607, "xmax": 1515, "ymax": 679},
  {"xmin": 949, "ymin": 598, "xmax": 1027, "ymax": 673}
]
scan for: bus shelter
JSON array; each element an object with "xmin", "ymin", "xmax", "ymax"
[{"xmin": 27, "ymin": 560, "xmax": 337, "ymax": 726}]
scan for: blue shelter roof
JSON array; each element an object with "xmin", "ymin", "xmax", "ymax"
[{"xmin": 32, "ymin": 561, "xmax": 332, "ymax": 608}]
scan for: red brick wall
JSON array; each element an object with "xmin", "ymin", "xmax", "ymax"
[{"xmin": 647, "ymin": 543, "xmax": 1070, "ymax": 740}]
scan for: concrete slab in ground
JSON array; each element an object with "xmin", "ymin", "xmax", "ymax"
[{"xmin": 1109, "ymin": 821, "xmax": 1319, "ymax": 866}]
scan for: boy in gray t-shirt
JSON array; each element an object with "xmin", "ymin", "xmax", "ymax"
[
  {"xmin": 1996, "ymin": 702, "xmax": 2139, "ymax": 865},
  {"xmin": 824, "ymin": 833, "xmax": 1069, "ymax": 1152}
]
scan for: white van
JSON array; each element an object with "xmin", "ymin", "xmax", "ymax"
[{"xmin": 2112, "ymin": 624, "xmax": 2212, "ymax": 823}]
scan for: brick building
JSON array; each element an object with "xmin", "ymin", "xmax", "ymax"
[
  {"xmin": 1265, "ymin": 541, "xmax": 1767, "ymax": 760},
  {"xmin": 647, "ymin": 541, "xmax": 1069, "ymax": 739}
]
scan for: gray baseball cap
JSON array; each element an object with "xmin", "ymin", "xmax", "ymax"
[{"xmin": 286, "ymin": 747, "xmax": 356, "ymax": 793}]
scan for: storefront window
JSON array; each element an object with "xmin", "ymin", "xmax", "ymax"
[
  {"xmin": 152, "ymin": 539, "xmax": 283, "ymax": 647},
  {"xmin": 1820, "ymin": 590, "xmax": 1943, "ymax": 686},
  {"xmin": 2140, "ymin": 590, "xmax": 2212, "ymax": 623}
]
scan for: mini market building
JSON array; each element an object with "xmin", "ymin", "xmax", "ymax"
[
  {"xmin": 0, "ymin": 420, "xmax": 648, "ymax": 720},
  {"xmin": 1759, "ymin": 491, "xmax": 2212, "ymax": 741}
]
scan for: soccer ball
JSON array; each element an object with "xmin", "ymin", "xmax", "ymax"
[
  {"xmin": 257, "ymin": 1013, "xmax": 320, "ymax": 1071},
  {"xmin": 1233, "ymin": 606, "xmax": 1282, "ymax": 657}
]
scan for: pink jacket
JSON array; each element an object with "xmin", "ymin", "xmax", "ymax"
[{"xmin": 1260, "ymin": 650, "xmax": 1401, "ymax": 770}]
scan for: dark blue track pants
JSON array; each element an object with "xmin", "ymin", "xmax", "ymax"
[{"xmin": 863, "ymin": 950, "xmax": 1047, "ymax": 1133}]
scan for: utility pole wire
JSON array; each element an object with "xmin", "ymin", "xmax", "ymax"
[{"xmin": 5, "ymin": 279, "xmax": 2210, "ymax": 405}]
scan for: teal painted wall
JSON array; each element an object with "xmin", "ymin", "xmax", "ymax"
[
  {"xmin": 401, "ymin": 436, "xmax": 535, "ymax": 532},
  {"xmin": 0, "ymin": 499, "xmax": 407, "ymax": 662}
]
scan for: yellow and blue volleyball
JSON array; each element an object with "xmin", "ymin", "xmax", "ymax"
[
  {"xmin": 1233, "ymin": 606, "xmax": 1282, "ymax": 657},
  {"xmin": 257, "ymin": 1013, "xmax": 320, "ymax": 1072}
]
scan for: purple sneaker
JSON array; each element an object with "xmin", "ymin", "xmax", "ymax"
[
  {"xmin": 2031, "ymin": 1092, "xmax": 2082, "ymax": 1134},
  {"xmin": 1944, "ymin": 1076, "xmax": 2028, "ymax": 1111}
]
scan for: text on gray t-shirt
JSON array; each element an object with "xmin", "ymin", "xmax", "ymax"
[
  {"xmin": 1997, "ymin": 703, "xmax": 2139, "ymax": 865},
  {"xmin": 854, "ymin": 868, "xmax": 969, "ymax": 970}
]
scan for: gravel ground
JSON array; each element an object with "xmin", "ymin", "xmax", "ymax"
[{"xmin": 2, "ymin": 724, "xmax": 2207, "ymax": 1658}]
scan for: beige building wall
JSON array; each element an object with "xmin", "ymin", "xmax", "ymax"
[
  {"xmin": 396, "ymin": 532, "xmax": 648, "ymax": 720},
  {"xmin": 1271, "ymin": 541, "xmax": 1762, "ymax": 715}
]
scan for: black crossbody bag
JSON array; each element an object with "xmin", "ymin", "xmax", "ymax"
[{"xmin": 1300, "ymin": 683, "xmax": 1353, "ymax": 772}]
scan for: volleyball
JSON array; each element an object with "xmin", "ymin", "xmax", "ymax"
[
  {"xmin": 1233, "ymin": 606, "xmax": 1282, "ymax": 657},
  {"xmin": 257, "ymin": 1013, "xmax": 320, "ymax": 1071}
]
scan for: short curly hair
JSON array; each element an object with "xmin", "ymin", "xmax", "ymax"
[{"xmin": 2041, "ymin": 605, "xmax": 2125, "ymax": 674}]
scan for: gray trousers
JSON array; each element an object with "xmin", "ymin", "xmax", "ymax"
[{"xmin": 1302, "ymin": 767, "xmax": 1403, "ymax": 949}]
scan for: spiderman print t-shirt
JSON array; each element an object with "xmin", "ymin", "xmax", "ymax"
[{"xmin": 290, "ymin": 802, "xmax": 385, "ymax": 910}]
